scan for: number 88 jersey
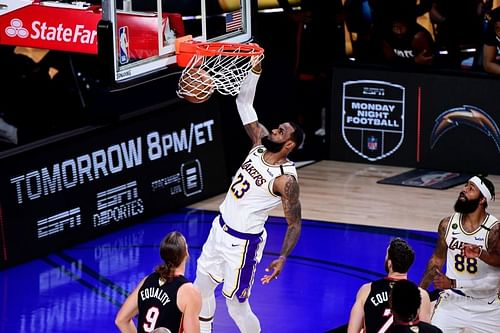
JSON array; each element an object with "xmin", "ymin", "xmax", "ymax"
[{"xmin": 445, "ymin": 212, "xmax": 500, "ymax": 299}]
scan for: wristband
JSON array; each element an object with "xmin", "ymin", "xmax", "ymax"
[
  {"xmin": 251, "ymin": 68, "xmax": 262, "ymax": 75},
  {"xmin": 278, "ymin": 256, "xmax": 287, "ymax": 261}
]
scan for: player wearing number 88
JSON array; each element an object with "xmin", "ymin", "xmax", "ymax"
[
  {"xmin": 115, "ymin": 231, "xmax": 201, "ymax": 333},
  {"xmin": 419, "ymin": 176, "xmax": 500, "ymax": 333}
]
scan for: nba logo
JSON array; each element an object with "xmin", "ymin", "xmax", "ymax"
[
  {"xmin": 119, "ymin": 26, "xmax": 130, "ymax": 65},
  {"xmin": 367, "ymin": 136, "xmax": 378, "ymax": 151}
]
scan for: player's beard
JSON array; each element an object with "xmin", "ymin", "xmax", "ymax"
[
  {"xmin": 262, "ymin": 136, "xmax": 285, "ymax": 153},
  {"xmin": 454, "ymin": 193, "xmax": 480, "ymax": 214}
]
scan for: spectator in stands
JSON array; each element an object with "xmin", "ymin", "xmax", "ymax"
[
  {"xmin": 483, "ymin": 6, "xmax": 500, "ymax": 74},
  {"xmin": 287, "ymin": 0, "xmax": 344, "ymax": 159},
  {"xmin": 345, "ymin": 0, "xmax": 432, "ymax": 63},
  {"xmin": 430, "ymin": 0, "xmax": 489, "ymax": 67},
  {"xmin": 344, "ymin": 0, "xmax": 378, "ymax": 62},
  {"xmin": 388, "ymin": 280, "xmax": 443, "ymax": 333},
  {"xmin": 0, "ymin": 46, "xmax": 88, "ymax": 150},
  {"xmin": 379, "ymin": 8, "xmax": 435, "ymax": 67}
]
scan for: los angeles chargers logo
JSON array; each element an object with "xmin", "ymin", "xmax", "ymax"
[{"xmin": 430, "ymin": 105, "xmax": 500, "ymax": 152}]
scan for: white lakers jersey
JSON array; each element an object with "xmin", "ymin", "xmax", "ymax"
[
  {"xmin": 445, "ymin": 212, "xmax": 500, "ymax": 298},
  {"xmin": 219, "ymin": 145, "xmax": 297, "ymax": 234}
]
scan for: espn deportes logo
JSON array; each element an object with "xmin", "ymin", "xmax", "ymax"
[
  {"xmin": 93, "ymin": 181, "xmax": 144, "ymax": 227},
  {"xmin": 4, "ymin": 18, "xmax": 96, "ymax": 44}
]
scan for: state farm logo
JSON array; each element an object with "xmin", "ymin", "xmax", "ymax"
[
  {"xmin": 5, "ymin": 19, "xmax": 29, "ymax": 38},
  {"xmin": 4, "ymin": 18, "xmax": 96, "ymax": 44}
]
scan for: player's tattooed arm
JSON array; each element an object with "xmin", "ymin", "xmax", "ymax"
[
  {"xmin": 261, "ymin": 175, "xmax": 301, "ymax": 284},
  {"xmin": 420, "ymin": 216, "xmax": 449, "ymax": 289},
  {"xmin": 481, "ymin": 224, "xmax": 500, "ymax": 266},
  {"xmin": 279, "ymin": 175, "xmax": 302, "ymax": 258}
]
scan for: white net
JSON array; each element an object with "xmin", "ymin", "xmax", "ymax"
[{"xmin": 177, "ymin": 42, "xmax": 264, "ymax": 100}]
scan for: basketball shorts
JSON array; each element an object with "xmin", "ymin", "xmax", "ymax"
[
  {"xmin": 196, "ymin": 215, "xmax": 267, "ymax": 302},
  {"xmin": 432, "ymin": 289, "xmax": 500, "ymax": 333}
]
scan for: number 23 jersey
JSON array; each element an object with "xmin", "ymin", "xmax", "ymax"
[{"xmin": 219, "ymin": 145, "xmax": 297, "ymax": 234}]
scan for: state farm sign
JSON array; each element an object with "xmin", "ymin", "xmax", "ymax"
[
  {"xmin": 0, "ymin": 5, "xmax": 99, "ymax": 53},
  {"xmin": 5, "ymin": 18, "xmax": 96, "ymax": 44}
]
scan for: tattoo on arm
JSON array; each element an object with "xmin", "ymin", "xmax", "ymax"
[
  {"xmin": 483, "ymin": 225, "xmax": 500, "ymax": 266},
  {"xmin": 488, "ymin": 225, "xmax": 500, "ymax": 255},
  {"xmin": 420, "ymin": 217, "xmax": 449, "ymax": 289},
  {"xmin": 280, "ymin": 176, "xmax": 302, "ymax": 258}
]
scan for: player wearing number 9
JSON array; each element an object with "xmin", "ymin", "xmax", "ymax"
[
  {"xmin": 419, "ymin": 175, "xmax": 500, "ymax": 333},
  {"xmin": 115, "ymin": 231, "xmax": 202, "ymax": 333}
]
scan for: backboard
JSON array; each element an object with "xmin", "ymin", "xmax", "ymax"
[{"xmin": 101, "ymin": 0, "xmax": 255, "ymax": 83}]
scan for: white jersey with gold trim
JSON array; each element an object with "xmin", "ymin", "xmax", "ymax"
[
  {"xmin": 219, "ymin": 145, "xmax": 297, "ymax": 234},
  {"xmin": 445, "ymin": 212, "xmax": 500, "ymax": 299}
]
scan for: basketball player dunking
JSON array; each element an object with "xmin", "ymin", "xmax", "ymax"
[{"xmin": 193, "ymin": 62, "xmax": 305, "ymax": 333}]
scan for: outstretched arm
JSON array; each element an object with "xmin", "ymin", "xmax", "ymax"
[
  {"xmin": 235, "ymin": 62, "xmax": 269, "ymax": 146},
  {"xmin": 420, "ymin": 217, "xmax": 449, "ymax": 289},
  {"xmin": 261, "ymin": 174, "xmax": 301, "ymax": 284}
]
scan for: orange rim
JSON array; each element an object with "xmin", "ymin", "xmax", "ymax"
[{"xmin": 194, "ymin": 42, "xmax": 264, "ymax": 57}]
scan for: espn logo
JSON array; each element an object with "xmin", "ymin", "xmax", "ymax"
[{"xmin": 37, "ymin": 208, "xmax": 81, "ymax": 239}]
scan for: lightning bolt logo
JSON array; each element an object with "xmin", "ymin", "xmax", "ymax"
[{"xmin": 430, "ymin": 105, "xmax": 500, "ymax": 152}]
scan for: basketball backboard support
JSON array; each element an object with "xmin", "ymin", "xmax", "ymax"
[{"xmin": 100, "ymin": 0, "xmax": 255, "ymax": 83}]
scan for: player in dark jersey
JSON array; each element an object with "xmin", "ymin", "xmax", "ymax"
[
  {"xmin": 347, "ymin": 238, "xmax": 431, "ymax": 333},
  {"xmin": 387, "ymin": 280, "xmax": 443, "ymax": 333},
  {"xmin": 115, "ymin": 231, "xmax": 201, "ymax": 333},
  {"xmin": 483, "ymin": 6, "xmax": 500, "ymax": 75}
]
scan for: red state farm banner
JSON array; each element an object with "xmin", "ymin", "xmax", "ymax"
[{"xmin": 0, "ymin": 1, "xmax": 184, "ymax": 57}]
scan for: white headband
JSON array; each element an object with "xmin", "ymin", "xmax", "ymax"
[{"xmin": 469, "ymin": 176, "xmax": 493, "ymax": 202}]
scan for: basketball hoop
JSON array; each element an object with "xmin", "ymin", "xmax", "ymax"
[{"xmin": 176, "ymin": 38, "xmax": 264, "ymax": 98}]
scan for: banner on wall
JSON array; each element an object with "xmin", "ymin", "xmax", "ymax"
[
  {"xmin": 0, "ymin": 100, "xmax": 228, "ymax": 268},
  {"xmin": 342, "ymin": 80, "xmax": 405, "ymax": 162},
  {"xmin": 329, "ymin": 66, "xmax": 500, "ymax": 174}
]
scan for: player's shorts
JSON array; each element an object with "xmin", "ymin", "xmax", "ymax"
[
  {"xmin": 196, "ymin": 215, "xmax": 267, "ymax": 302},
  {"xmin": 432, "ymin": 289, "xmax": 500, "ymax": 333}
]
